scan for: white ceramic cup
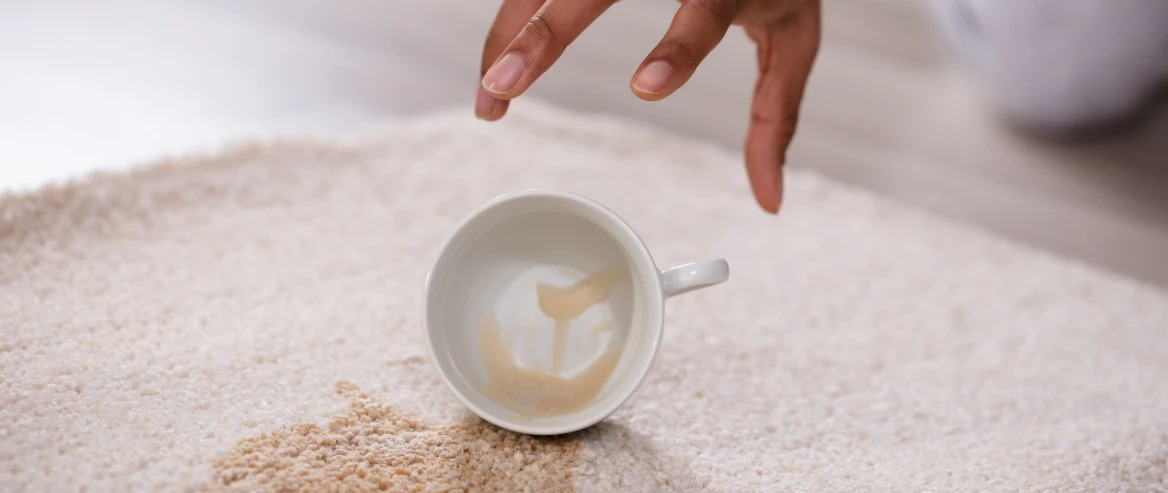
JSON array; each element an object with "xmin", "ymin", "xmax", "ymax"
[{"xmin": 424, "ymin": 190, "xmax": 728, "ymax": 435}]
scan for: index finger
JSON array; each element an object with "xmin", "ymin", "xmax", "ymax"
[
  {"xmin": 481, "ymin": 0, "xmax": 619, "ymax": 99},
  {"xmin": 477, "ymin": 0, "xmax": 545, "ymax": 121}
]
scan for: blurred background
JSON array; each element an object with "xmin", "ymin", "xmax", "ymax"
[{"xmin": 2, "ymin": 0, "xmax": 1166, "ymax": 285}]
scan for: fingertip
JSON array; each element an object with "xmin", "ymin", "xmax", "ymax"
[
  {"xmin": 630, "ymin": 87, "xmax": 666, "ymax": 102},
  {"xmin": 632, "ymin": 60, "xmax": 672, "ymax": 94},
  {"xmin": 474, "ymin": 86, "xmax": 495, "ymax": 120},
  {"xmin": 748, "ymin": 172, "xmax": 779, "ymax": 214},
  {"xmin": 755, "ymin": 191, "xmax": 779, "ymax": 215},
  {"xmin": 490, "ymin": 100, "xmax": 511, "ymax": 121},
  {"xmin": 630, "ymin": 60, "xmax": 679, "ymax": 101},
  {"xmin": 482, "ymin": 52, "xmax": 526, "ymax": 97},
  {"xmin": 477, "ymin": 110, "xmax": 504, "ymax": 122},
  {"xmin": 773, "ymin": 171, "xmax": 785, "ymax": 214},
  {"xmin": 744, "ymin": 152, "xmax": 783, "ymax": 215},
  {"xmin": 474, "ymin": 86, "xmax": 510, "ymax": 121}
]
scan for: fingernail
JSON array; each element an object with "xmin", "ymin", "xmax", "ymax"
[
  {"xmin": 482, "ymin": 53, "xmax": 525, "ymax": 95},
  {"xmin": 475, "ymin": 86, "xmax": 496, "ymax": 120},
  {"xmin": 633, "ymin": 60, "xmax": 672, "ymax": 94}
]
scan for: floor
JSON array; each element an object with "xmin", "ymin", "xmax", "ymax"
[{"xmin": 2, "ymin": 0, "xmax": 1166, "ymax": 286}]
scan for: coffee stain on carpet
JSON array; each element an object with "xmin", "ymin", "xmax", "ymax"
[{"xmin": 208, "ymin": 381, "xmax": 579, "ymax": 492}]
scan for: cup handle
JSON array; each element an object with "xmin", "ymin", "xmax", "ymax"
[{"xmin": 659, "ymin": 259, "xmax": 729, "ymax": 298}]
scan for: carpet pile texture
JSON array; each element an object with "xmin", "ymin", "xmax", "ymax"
[{"xmin": 2, "ymin": 103, "xmax": 1166, "ymax": 491}]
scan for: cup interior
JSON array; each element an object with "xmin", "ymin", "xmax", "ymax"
[{"xmin": 425, "ymin": 191, "xmax": 663, "ymax": 434}]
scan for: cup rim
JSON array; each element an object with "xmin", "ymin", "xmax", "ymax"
[{"xmin": 423, "ymin": 189, "xmax": 665, "ymax": 435}]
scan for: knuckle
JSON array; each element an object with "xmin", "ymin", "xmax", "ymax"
[
  {"xmin": 749, "ymin": 109, "xmax": 772, "ymax": 126},
  {"xmin": 664, "ymin": 39, "xmax": 704, "ymax": 68},
  {"xmin": 686, "ymin": 0, "xmax": 737, "ymax": 26},
  {"xmin": 751, "ymin": 109, "xmax": 800, "ymax": 141},
  {"xmin": 522, "ymin": 15, "xmax": 562, "ymax": 50}
]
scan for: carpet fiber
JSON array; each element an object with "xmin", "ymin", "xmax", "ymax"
[{"xmin": 2, "ymin": 103, "xmax": 1167, "ymax": 491}]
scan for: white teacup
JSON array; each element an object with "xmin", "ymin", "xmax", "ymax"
[{"xmin": 424, "ymin": 190, "xmax": 728, "ymax": 435}]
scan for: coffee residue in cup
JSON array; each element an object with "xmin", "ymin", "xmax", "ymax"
[{"xmin": 478, "ymin": 268, "xmax": 624, "ymax": 417}]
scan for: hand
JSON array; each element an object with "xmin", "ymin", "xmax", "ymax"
[{"xmin": 474, "ymin": 0, "xmax": 821, "ymax": 214}]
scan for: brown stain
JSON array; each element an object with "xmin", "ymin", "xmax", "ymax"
[
  {"xmin": 535, "ymin": 267, "xmax": 623, "ymax": 373},
  {"xmin": 479, "ymin": 314, "xmax": 621, "ymax": 418},
  {"xmin": 479, "ymin": 268, "xmax": 625, "ymax": 417},
  {"xmin": 208, "ymin": 381, "xmax": 579, "ymax": 492}
]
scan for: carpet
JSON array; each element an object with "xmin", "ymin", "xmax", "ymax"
[{"xmin": 2, "ymin": 102, "xmax": 1166, "ymax": 491}]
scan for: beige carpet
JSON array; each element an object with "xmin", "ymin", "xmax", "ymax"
[{"xmin": 2, "ymin": 102, "xmax": 1167, "ymax": 491}]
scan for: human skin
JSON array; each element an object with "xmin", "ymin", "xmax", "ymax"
[{"xmin": 474, "ymin": 0, "xmax": 821, "ymax": 214}]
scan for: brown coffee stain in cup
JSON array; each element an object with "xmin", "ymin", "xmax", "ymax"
[
  {"xmin": 479, "ymin": 268, "xmax": 623, "ymax": 417},
  {"xmin": 208, "ymin": 381, "xmax": 580, "ymax": 492},
  {"xmin": 536, "ymin": 268, "xmax": 622, "ymax": 373}
]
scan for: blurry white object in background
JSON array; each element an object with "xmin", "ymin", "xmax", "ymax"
[
  {"xmin": 0, "ymin": 1, "xmax": 393, "ymax": 192},
  {"xmin": 929, "ymin": 0, "xmax": 1168, "ymax": 133}
]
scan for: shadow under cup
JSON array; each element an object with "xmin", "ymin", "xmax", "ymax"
[{"xmin": 425, "ymin": 191, "xmax": 664, "ymax": 435}]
